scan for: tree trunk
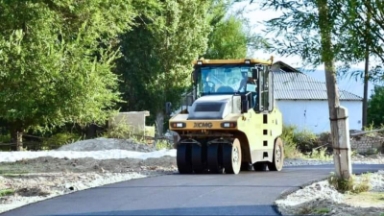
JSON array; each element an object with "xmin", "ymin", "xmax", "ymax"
[
  {"xmin": 16, "ymin": 131, "xmax": 23, "ymax": 151},
  {"xmin": 316, "ymin": 0, "xmax": 352, "ymax": 179},
  {"xmin": 154, "ymin": 111, "xmax": 165, "ymax": 147}
]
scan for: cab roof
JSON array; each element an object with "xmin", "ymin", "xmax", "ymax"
[{"xmin": 192, "ymin": 57, "xmax": 274, "ymax": 66}]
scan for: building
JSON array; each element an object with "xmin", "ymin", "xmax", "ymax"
[{"xmin": 272, "ymin": 61, "xmax": 363, "ymax": 134}]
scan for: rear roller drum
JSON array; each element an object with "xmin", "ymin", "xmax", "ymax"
[
  {"xmin": 222, "ymin": 138, "xmax": 242, "ymax": 174},
  {"xmin": 176, "ymin": 144, "xmax": 193, "ymax": 174},
  {"xmin": 207, "ymin": 143, "xmax": 224, "ymax": 174},
  {"xmin": 191, "ymin": 144, "xmax": 204, "ymax": 173}
]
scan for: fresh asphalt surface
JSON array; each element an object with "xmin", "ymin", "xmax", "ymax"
[{"xmin": 1, "ymin": 164, "xmax": 382, "ymax": 216}]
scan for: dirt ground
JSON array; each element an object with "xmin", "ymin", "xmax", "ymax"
[
  {"xmin": 0, "ymin": 156, "xmax": 177, "ymax": 175},
  {"xmin": 0, "ymin": 156, "xmax": 178, "ymax": 214}
]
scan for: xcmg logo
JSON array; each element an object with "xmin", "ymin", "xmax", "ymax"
[{"xmin": 193, "ymin": 122, "xmax": 213, "ymax": 128}]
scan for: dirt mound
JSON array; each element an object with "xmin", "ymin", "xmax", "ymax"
[
  {"xmin": 0, "ymin": 156, "xmax": 177, "ymax": 174},
  {"xmin": 56, "ymin": 137, "xmax": 156, "ymax": 152}
]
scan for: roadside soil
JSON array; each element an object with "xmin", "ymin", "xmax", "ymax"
[{"xmin": 0, "ymin": 138, "xmax": 383, "ymax": 215}]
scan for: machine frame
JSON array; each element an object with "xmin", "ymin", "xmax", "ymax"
[{"xmin": 166, "ymin": 57, "xmax": 284, "ymax": 174}]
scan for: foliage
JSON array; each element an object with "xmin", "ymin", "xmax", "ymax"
[
  {"xmin": 281, "ymin": 125, "xmax": 333, "ymax": 160},
  {"xmin": 155, "ymin": 139, "xmax": 173, "ymax": 150},
  {"xmin": 115, "ymin": 0, "xmax": 212, "ymax": 134},
  {"xmin": 0, "ymin": 189, "xmax": 14, "ymax": 197},
  {"xmin": 367, "ymin": 85, "xmax": 384, "ymax": 127},
  {"xmin": 0, "ymin": 134, "xmax": 11, "ymax": 143},
  {"xmin": 103, "ymin": 122, "xmax": 134, "ymax": 140},
  {"xmin": 204, "ymin": 15, "xmax": 248, "ymax": 59},
  {"xmin": 42, "ymin": 132, "xmax": 83, "ymax": 150},
  {"xmin": 204, "ymin": 1, "xmax": 270, "ymax": 59},
  {"xmin": 0, "ymin": 0, "xmax": 138, "ymax": 137},
  {"xmin": 280, "ymin": 125, "xmax": 304, "ymax": 159},
  {"xmin": 328, "ymin": 172, "xmax": 371, "ymax": 194}
]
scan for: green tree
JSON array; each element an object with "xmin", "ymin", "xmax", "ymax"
[
  {"xmin": 0, "ymin": 0, "xmax": 138, "ymax": 150},
  {"xmin": 250, "ymin": 0, "xmax": 353, "ymax": 179},
  {"xmin": 204, "ymin": 1, "xmax": 270, "ymax": 59},
  {"xmin": 204, "ymin": 15, "xmax": 248, "ymax": 59},
  {"xmin": 116, "ymin": 0, "xmax": 212, "ymax": 137},
  {"xmin": 367, "ymin": 85, "xmax": 384, "ymax": 127}
]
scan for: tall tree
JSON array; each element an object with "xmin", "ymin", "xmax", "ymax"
[
  {"xmin": 254, "ymin": 0, "xmax": 353, "ymax": 179},
  {"xmin": 0, "ymin": 0, "xmax": 139, "ymax": 150},
  {"xmin": 204, "ymin": 15, "xmax": 248, "ymax": 59},
  {"xmin": 115, "ymin": 0, "xmax": 212, "ymax": 138}
]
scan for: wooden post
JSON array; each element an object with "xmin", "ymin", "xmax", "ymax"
[{"xmin": 331, "ymin": 106, "xmax": 352, "ymax": 179}]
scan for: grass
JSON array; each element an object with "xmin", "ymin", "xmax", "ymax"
[
  {"xmin": 328, "ymin": 172, "xmax": 371, "ymax": 194},
  {"xmin": 0, "ymin": 189, "xmax": 15, "ymax": 197},
  {"xmin": 298, "ymin": 206, "xmax": 330, "ymax": 215}
]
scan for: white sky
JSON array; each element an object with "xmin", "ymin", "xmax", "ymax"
[{"xmin": 229, "ymin": 2, "xmax": 376, "ymax": 97}]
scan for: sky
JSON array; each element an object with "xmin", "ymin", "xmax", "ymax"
[{"xmin": 229, "ymin": 2, "xmax": 378, "ymax": 98}]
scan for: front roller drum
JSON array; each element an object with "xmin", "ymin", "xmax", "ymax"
[
  {"xmin": 176, "ymin": 144, "xmax": 193, "ymax": 174},
  {"xmin": 222, "ymin": 138, "xmax": 242, "ymax": 174}
]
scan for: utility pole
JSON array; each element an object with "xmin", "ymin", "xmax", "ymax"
[
  {"xmin": 362, "ymin": 0, "xmax": 371, "ymax": 130},
  {"xmin": 316, "ymin": 0, "xmax": 352, "ymax": 179}
]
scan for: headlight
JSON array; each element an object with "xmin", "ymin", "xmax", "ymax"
[
  {"xmin": 221, "ymin": 122, "xmax": 237, "ymax": 128},
  {"xmin": 171, "ymin": 122, "xmax": 186, "ymax": 128}
]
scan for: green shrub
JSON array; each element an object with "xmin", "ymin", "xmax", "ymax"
[
  {"xmin": 281, "ymin": 125, "xmax": 304, "ymax": 159},
  {"xmin": 293, "ymin": 128, "xmax": 319, "ymax": 153},
  {"xmin": 42, "ymin": 132, "xmax": 83, "ymax": 150},
  {"xmin": 308, "ymin": 147, "xmax": 331, "ymax": 160},
  {"xmin": 328, "ymin": 172, "xmax": 371, "ymax": 194},
  {"xmin": 280, "ymin": 124, "xmax": 334, "ymax": 160},
  {"xmin": 103, "ymin": 123, "xmax": 134, "ymax": 139},
  {"xmin": 155, "ymin": 139, "xmax": 172, "ymax": 150},
  {"xmin": 0, "ymin": 189, "xmax": 14, "ymax": 197},
  {"xmin": 0, "ymin": 133, "xmax": 11, "ymax": 143}
]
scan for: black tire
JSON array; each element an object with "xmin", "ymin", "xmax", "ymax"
[
  {"xmin": 176, "ymin": 144, "xmax": 193, "ymax": 174},
  {"xmin": 241, "ymin": 162, "xmax": 253, "ymax": 171},
  {"xmin": 253, "ymin": 162, "xmax": 268, "ymax": 171},
  {"xmin": 191, "ymin": 144, "xmax": 204, "ymax": 173},
  {"xmin": 268, "ymin": 137, "xmax": 284, "ymax": 171},
  {"xmin": 222, "ymin": 138, "xmax": 242, "ymax": 174},
  {"xmin": 207, "ymin": 143, "xmax": 224, "ymax": 173}
]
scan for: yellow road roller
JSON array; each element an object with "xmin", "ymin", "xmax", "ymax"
[{"xmin": 166, "ymin": 57, "xmax": 284, "ymax": 174}]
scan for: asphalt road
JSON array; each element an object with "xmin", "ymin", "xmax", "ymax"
[{"xmin": 1, "ymin": 164, "xmax": 382, "ymax": 216}]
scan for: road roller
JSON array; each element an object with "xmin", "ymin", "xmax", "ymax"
[{"xmin": 166, "ymin": 57, "xmax": 284, "ymax": 174}]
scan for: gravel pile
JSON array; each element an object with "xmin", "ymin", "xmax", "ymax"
[
  {"xmin": 276, "ymin": 170, "xmax": 384, "ymax": 216},
  {"xmin": 56, "ymin": 137, "xmax": 157, "ymax": 152}
]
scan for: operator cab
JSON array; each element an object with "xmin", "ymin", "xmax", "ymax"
[
  {"xmin": 164, "ymin": 58, "xmax": 274, "ymax": 116},
  {"xmin": 191, "ymin": 59, "xmax": 274, "ymax": 114}
]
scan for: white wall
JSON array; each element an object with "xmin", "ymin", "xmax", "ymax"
[{"xmin": 276, "ymin": 100, "xmax": 362, "ymax": 134}]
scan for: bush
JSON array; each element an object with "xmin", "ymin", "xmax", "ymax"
[
  {"xmin": 0, "ymin": 133, "xmax": 11, "ymax": 143},
  {"xmin": 281, "ymin": 125, "xmax": 304, "ymax": 159},
  {"xmin": 328, "ymin": 172, "xmax": 371, "ymax": 194},
  {"xmin": 281, "ymin": 125, "xmax": 332, "ymax": 159},
  {"xmin": 42, "ymin": 132, "xmax": 83, "ymax": 150},
  {"xmin": 103, "ymin": 122, "xmax": 134, "ymax": 139}
]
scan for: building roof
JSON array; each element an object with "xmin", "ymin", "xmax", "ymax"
[{"xmin": 273, "ymin": 62, "xmax": 362, "ymax": 101}]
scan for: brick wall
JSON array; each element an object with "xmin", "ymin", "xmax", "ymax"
[{"xmin": 350, "ymin": 135, "xmax": 384, "ymax": 154}]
